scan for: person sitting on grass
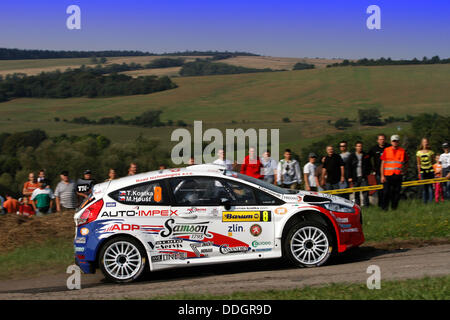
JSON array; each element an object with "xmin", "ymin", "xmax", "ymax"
[{"xmin": 19, "ymin": 197, "xmax": 35, "ymax": 217}]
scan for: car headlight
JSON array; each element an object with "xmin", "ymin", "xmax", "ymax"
[{"xmin": 319, "ymin": 202, "xmax": 355, "ymax": 213}]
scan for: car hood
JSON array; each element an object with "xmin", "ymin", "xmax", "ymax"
[{"xmin": 282, "ymin": 190, "xmax": 355, "ymax": 206}]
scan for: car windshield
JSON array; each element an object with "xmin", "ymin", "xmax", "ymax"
[{"xmin": 225, "ymin": 171, "xmax": 297, "ymax": 194}]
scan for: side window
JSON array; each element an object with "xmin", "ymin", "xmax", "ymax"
[
  {"xmin": 169, "ymin": 177, "xmax": 229, "ymax": 206},
  {"xmin": 109, "ymin": 181, "xmax": 166, "ymax": 205},
  {"xmin": 225, "ymin": 180, "xmax": 257, "ymax": 206},
  {"xmin": 254, "ymin": 189, "xmax": 284, "ymax": 205}
]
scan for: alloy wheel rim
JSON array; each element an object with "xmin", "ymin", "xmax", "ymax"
[
  {"xmin": 290, "ymin": 226, "xmax": 329, "ymax": 265},
  {"xmin": 103, "ymin": 241, "xmax": 142, "ymax": 280}
]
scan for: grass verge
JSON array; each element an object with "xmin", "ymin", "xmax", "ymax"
[{"xmin": 141, "ymin": 275, "xmax": 450, "ymax": 300}]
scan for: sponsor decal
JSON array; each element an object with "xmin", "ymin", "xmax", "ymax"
[
  {"xmin": 253, "ymin": 248, "xmax": 272, "ymax": 252},
  {"xmin": 190, "ymin": 241, "xmax": 214, "ymax": 257},
  {"xmin": 339, "ymin": 224, "xmax": 352, "ymax": 228},
  {"xmin": 274, "ymin": 207, "xmax": 288, "ymax": 215},
  {"xmin": 186, "ymin": 207, "xmax": 207, "ymax": 214},
  {"xmin": 106, "ymin": 202, "xmax": 116, "ymax": 207},
  {"xmin": 222, "ymin": 211, "xmax": 271, "ymax": 222},
  {"xmin": 219, "ymin": 244, "xmax": 249, "ymax": 254},
  {"xmin": 75, "ymin": 246, "xmax": 85, "ymax": 252},
  {"xmin": 336, "ymin": 217, "xmax": 349, "ymax": 223},
  {"xmin": 75, "ymin": 237, "xmax": 86, "ymax": 244},
  {"xmin": 103, "ymin": 224, "xmax": 140, "ymax": 232},
  {"xmin": 151, "ymin": 252, "xmax": 187, "ymax": 262},
  {"xmin": 160, "ymin": 218, "xmax": 212, "ymax": 240},
  {"xmin": 80, "ymin": 228, "xmax": 89, "ymax": 236},
  {"xmin": 149, "ymin": 239, "xmax": 183, "ymax": 250},
  {"xmin": 249, "ymin": 224, "xmax": 262, "ymax": 236},
  {"xmin": 252, "ymin": 240, "xmax": 271, "ymax": 247},
  {"xmin": 340, "ymin": 228, "xmax": 359, "ymax": 233},
  {"xmin": 100, "ymin": 209, "xmax": 177, "ymax": 217},
  {"xmin": 210, "ymin": 208, "xmax": 219, "ymax": 216}
]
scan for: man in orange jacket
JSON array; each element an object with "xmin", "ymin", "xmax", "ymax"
[{"xmin": 380, "ymin": 135, "xmax": 409, "ymax": 210}]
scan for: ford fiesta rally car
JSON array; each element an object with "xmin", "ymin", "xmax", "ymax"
[{"xmin": 74, "ymin": 164, "xmax": 364, "ymax": 283}]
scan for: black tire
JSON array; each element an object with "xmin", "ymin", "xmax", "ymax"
[
  {"xmin": 98, "ymin": 236, "xmax": 148, "ymax": 283},
  {"xmin": 283, "ymin": 221, "xmax": 334, "ymax": 268}
]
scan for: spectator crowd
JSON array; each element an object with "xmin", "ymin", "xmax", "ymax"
[{"xmin": 1, "ymin": 135, "xmax": 449, "ymax": 216}]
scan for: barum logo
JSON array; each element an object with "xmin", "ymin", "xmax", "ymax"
[
  {"xmin": 160, "ymin": 219, "xmax": 213, "ymax": 239},
  {"xmin": 171, "ymin": 120, "xmax": 279, "ymax": 165}
]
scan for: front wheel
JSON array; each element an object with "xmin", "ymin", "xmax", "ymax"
[
  {"xmin": 99, "ymin": 236, "xmax": 147, "ymax": 283},
  {"xmin": 284, "ymin": 221, "xmax": 333, "ymax": 267}
]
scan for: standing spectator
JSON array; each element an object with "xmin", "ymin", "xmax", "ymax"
[
  {"xmin": 3, "ymin": 195, "xmax": 20, "ymax": 214},
  {"xmin": 55, "ymin": 171, "xmax": 78, "ymax": 212},
  {"xmin": 213, "ymin": 149, "xmax": 233, "ymax": 170},
  {"xmin": 240, "ymin": 147, "xmax": 264, "ymax": 179},
  {"xmin": 19, "ymin": 197, "xmax": 35, "ymax": 217},
  {"xmin": 380, "ymin": 135, "xmax": 409, "ymax": 211},
  {"xmin": 0, "ymin": 194, "xmax": 5, "ymax": 215},
  {"xmin": 369, "ymin": 134, "xmax": 391, "ymax": 208},
  {"xmin": 321, "ymin": 146, "xmax": 345, "ymax": 191},
  {"xmin": 433, "ymin": 154, "xmax": 444, "ymax": 203},
  {"xmin": 128, "ymin": 162, "xmax": 138, "ymax": 176},
  {"xmin": 76, "ymin": 170, "xmax": 95, "ymax": 205},
  {"xmin": 31, "ymin": 179, "xmax": 55, "ymax": 216},
  {"xmin": 416, "ymin": 138, "xmax": 435, "ymax": 204},
  {"xmin": 260, "ymin": 150, "xmax": 278, "ymax": 184},
  {"xmin": 37, "ymin": 169, "xmax": 46, "ymax": 183},
  {"xmin": 338, "ymin": 141, "xmax": 351, "ymax": 199},
  {"xmin": 347, "ymin": 141, "xmax": 372, "ymax": 207},
  {"xmin": 22, "ymin": 172, "xmax": 40, "ymax": 201},
  {"xmin": 303, "ymin": 153, "xmax": 320, "ymax": 191},
  {"xmin": 277, "ymin": 149, "xmax": 301, "ymax": 189},
  {"xmin": 439, "ymin": 142, "xmax": 450, "ymax": 199},
  {"xmin": 105, "ymin": 168, "xmax": 117, "ymax": 181}
]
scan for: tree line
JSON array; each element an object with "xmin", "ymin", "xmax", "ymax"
[
  {"xmin": 0, "ymin": 66, "xmax": 177, "ymax": 102},
  {"xmin": 327, "ymin": 56, "xmax": 450, "ymax": 68},
  {"xmin": 0, "ymin": 130, "xmax": 170, "ymax": 196},
  {"xmin": 68, "ymin": 110, "xmax": 187, "ymax": 128},
  {"xmin": 0, "ymin": 48, "xmax": 259, "ymax": 60},
  {"xmin": 179, "ymin": 60, "xmax": 274, "ymax": 76}
]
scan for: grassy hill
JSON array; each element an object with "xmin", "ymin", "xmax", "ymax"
[{"xmin": 0, "ymin": 63, "xmax": 449, "ymax": 151}]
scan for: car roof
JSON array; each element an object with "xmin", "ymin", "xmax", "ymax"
[{"xmin": 107, "ymin": 164, "xmax": 228, "ymax": 190}]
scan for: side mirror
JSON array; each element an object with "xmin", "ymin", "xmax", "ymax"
[{"xmin": 220, "ymin": 198, "xmax": 231, "ymax": 211}]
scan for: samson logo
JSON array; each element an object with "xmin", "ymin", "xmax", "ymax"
[
  {"xmin": 219, "ymin": 244, "xmax": 249, "ymax": 254},
  {"xmin": 160, "ymin": 219, "xmax": 213, "ymax": 239}
]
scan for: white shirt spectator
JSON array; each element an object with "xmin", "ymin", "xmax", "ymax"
[
  {"xmin": 213, "ymin": 158, "xmax": 233, "ymax": 171},
  {"xmin": 277, "ymin": 159, "xmax": 302, "ymax": 185},
  {"xmin": 439, "ymin": 152, "xmax": 450, "ymax": 169},
  {"xmin": 303, "ymin": 162, "xmax": 318, "ymax": 187},
  {"xmin": 260, "ymin": 157, "xmax": 278, "ymax": 176}
]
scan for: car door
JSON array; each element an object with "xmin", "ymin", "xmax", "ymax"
[
  {"xmin": 167, "ymin": 176, "xmax": 251, "ymax": 261},
  {"xmin": 106, "ymin": 179, "xmax": 174, "ymax": 262},
  {"xmin": 221, "ymin": 178, "xmax": 276, "ymax": 254}
]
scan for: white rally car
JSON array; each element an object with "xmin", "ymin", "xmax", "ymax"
[{"xmin": 74, "ymin": 164, "xmax": 364, "ymax": 283}]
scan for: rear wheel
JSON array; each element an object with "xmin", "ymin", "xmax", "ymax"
[
  {"xmin": 284, "ymin": 221, "xmax": 333, "ymax": 267},
  {"xmin": 99, "ymin": 236, "xmax": 147, "ymax": 283}
]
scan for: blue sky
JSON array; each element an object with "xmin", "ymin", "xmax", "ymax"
[{"xmin": 0, "ymin": 0, "xmax": 448, "ymax": 59}]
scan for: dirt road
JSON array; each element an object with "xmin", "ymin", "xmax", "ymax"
[{"xmin": 1, "ymin": 244, "xmax": 449, "ymax": 300}]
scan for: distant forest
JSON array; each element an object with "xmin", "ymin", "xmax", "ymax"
[
  {"xmin": 0, "ymin": 48, "xmax": 259, "ymax": 60},
  {"xmin": 327, "ymin": 56, "xmax": 450, "ymax": 67},
  {"xmin": 0, "ymin": 65, "xmax": 177, "ymax": 102}
]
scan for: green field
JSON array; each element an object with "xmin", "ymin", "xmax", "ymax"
[{"xmin": 0, "ymin": 64, "xmax": 448, "ymax": 150}]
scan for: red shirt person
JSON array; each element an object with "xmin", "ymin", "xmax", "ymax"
[{"xmin": 240, "ymin": 147, "xmax": 264, "ymax": 179}]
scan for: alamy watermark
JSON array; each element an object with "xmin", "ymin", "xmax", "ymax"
[
  {"xmin": 171, "ymin": 121, "xmax": 279, "ymax": 165},
  {"xmin": 66, "ymin": 5, "xmax": 81, "ymax": 30},
  {"xmin": 366, "ymin": 265, "xmax": 381, "ymax": 289},
  {"xmin": 366, "ymin": 5, "xmax": 381, "ymax": 30},
  {"xmin": 66, "ymin": 264, "xmax": 82, "ymax": 290}
]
